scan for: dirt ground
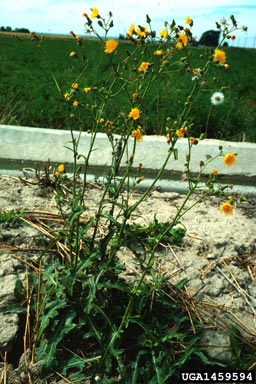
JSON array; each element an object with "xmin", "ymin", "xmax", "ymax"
[{"xmin": 0, "ymin": 173, "xmax": 256, "ymax": 378}]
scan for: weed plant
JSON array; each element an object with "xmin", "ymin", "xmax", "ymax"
[{"xmin": 3, "ymin": 9, "xmax": 255, "ymax": 383}]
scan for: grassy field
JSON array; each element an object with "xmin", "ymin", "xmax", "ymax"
[{"xmin": 0, "ymin": 32, "xmax": 255, "ymax": 142}]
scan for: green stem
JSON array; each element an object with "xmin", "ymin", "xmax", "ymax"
[{"xmin": 127, "ymin": 143, "xmax": 176, "ymax": 217}]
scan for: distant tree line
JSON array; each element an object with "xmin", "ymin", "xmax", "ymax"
[
  {"xmin": 0, "ymin": 26, "xmax": 30, "ymax": 33},
  {"xmin": 2, "ymin": 26, "xmax": 223, "ymax": 47}
]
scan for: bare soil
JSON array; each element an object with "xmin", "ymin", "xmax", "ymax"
[{"xmin": 0, "ymin": 174, "xmax": 255, "ymax": 381}]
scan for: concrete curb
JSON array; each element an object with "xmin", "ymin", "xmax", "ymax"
[{"xmin": 1, "ymin": 124, "xmax": 255, "ymax": 194}]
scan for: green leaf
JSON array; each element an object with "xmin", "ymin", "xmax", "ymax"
[
  {"xmin": 14, "ymin": 279, "xmax": 25, "ymax": 303},
  {"xmin": 69, "ymin": 209, "xmax": 83, "ymax": 226},
  {"xmin": 101, "ymin": 214, "xmax": 121, "ymax": 229},
  {"xmin": 38, "ymin": 310, "xmax": 76, "ymax": 370},
  {"xmin": 2, "ymin": 305, "xmax": 27, "ymax": 314},
  {"xmin": 229, "ymin": 323, "xmax": 242, "ymax": 359},
  {"xmin": 173, "ymin": 347, "xmax": 195, "ymax": 367},
  {"xmin": 37, "ymin": 299, "xmax": 66, "ymax": 341},
  {"xmin": 173, "ymin": 148, "xmax": 178, "ymax": 160},
  {"xmin": 194, "ymin": 350, "xmax": 227, "ymax": 367},
  {"xmin": 175, "ymin": 278, "xmax": 189, "ymax": 289}
]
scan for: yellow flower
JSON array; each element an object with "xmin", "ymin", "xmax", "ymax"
[
  {"xmin": 84, "ymin": 87, "xmax": 91, "ymax": 93},
  {"xmin": 129, "ymin": 107, "xmax": 141, "ymax": 120},
  {"xmin": 58, "ymin": 164, "xmax": 65, "ymax": 173},
  {"xmin": 72, "ymin": 83, "xmax": 78, "ymax": 89},
  {"xmin": 76, "ymin": 35, "xmax": 81, "ymax": 41},
  {"xmin": 99, "ymin": 118, "xmax": 104, "ymax": 123},
  {"xmin": 136, "ymin": 26, "xmax": 148, "ymax": 38},
  {"xmin": 160, "ymin": 28, "xmax": 168, "ymax": 39},
  {"xmin": 223, "ymin": 152, "xmax": 236, "ymax": 166},
  {"xmin": 90, "ymin": 7, "xmax": 98, "ymax": 19},
  {"xmin": 213, "ymin": 49, "xmax": 226, "ymax": 64},
  {"xmin": 185, "ymin": 16, "xmax": 192, "ymax": 25},
  {"xmin": 73, "ymin": 101, "xmax": 79, "ymax": 106},
  {"xmin": 212, "ymin": 169, "xmax": 218, "ymax": 175},
  {"xmin": 220, "ymin": 202, "xmax": 233, "ymax": 215},
  {"xmin": 176, "ymin": 129, "xmax": 185, "ymax": 138},
  {"xmin": 64, "ymin": 92, "xmax": 71, "ymax": 101},
  {"xmin": 105, "ymin": 39, "xmax": 118, "ymax": 54},
  {"xmin": 175, "ymin": 32, "xmax": 188, "ymax": 49},
  {"xmin": 154, "ymin": 50, "xmax": 163, "ymax": 56},
  {"xmin": 69, "ymin": 51, "xmax": 77, "ymax": 57},
  {"xmin": 70, "ymin": 113, "xmax": 75, "ymax": 118},
  {"xmin": 129, "ymin": 24, "xmax": 135, "ymax": 36},
  {"xmin": 139, "ymin": 62, "xmax": 150, "ymax": 72},
  {"xmin": 131, "ymin": 128, "xmax": 143, "ymax": 142}
]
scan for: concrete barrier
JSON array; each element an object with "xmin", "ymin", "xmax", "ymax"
[{"xmin": 1, "ymin": 124, "xmax": 255, "ymax": 194}]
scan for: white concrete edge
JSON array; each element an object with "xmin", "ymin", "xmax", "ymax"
[{"xmin": 1, "ymin": 124, "xmax": 256, "ymax": 195}]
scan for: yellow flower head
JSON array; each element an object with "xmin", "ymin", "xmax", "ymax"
[
  {"xmin": 99, "ymin": 118, "xmax": 104, "ymax": 123},
  {"xmin": 154, "ymin": 50, "xmax": 163, "ymax": 56},
  {"xmin": 64, "ymin": 92, "xmax": 71, "ymax": 101},
  {"xmin": 136, "ymin": 26, "xmax": 148, "ymax": 38},
  {"xmin": 73, "ymin": 101, "xmax": 79, "ymax": 106},
  {"xmin": 212, "ymin": 169, "xmax": 218, "ymax": 175},
  {"xmin": 90, "ymin": 7, "xmax": 98, "ymax": 19},
  {"xmin": 69, "ymin": 51, "xmax": 77, "ymax": 57},
  {"xmin": 213, "ymin": 49, "xmax": 226, "ymax": 64},
  {"xmin": 76, "ymin": 35, "xmax": 81, "ymax": 41},
  {"xmin": 84, "ymin": 87, "xmax": 91, "ymax": 93},
  {"xmin": 129, "ymin": 24, "xmax": 135, "ymax": 36},
  {"xmin": 105, "ymin": 39, "xmax": 118, "ymax": 54},
  {"xmin": 176, "ymin": 129, "xmax": 185, "ymax": 138},
  {"xmin": 139, "ymin": 62, "xmax": 150, "ymax": 71},
  {"xmin": 185, "ymin": 16, "xmax": 192, "ymax": 25},
  {"xmin": 132, "ymin": 128, "xmax": 143, "ymax": 142},
  {"xmin": 72, "ymin": 83, "xmax": 78, "ymax": 89},
  {"xmin": 175, "ymin": 32, "xmax": 188, "ymax": 49},
  {"xmin": 223, "ymin": 152, "xmax": 236, "ymax": 166},
  {"xmin": 220, "ymin": 202, "xmax": 233, "ymax": 215},
  {"xmin": 58, "ymin": 164, "xmax": 65, "ymax": 173},
  {"xmin": 129, "ymin": 107, "xmax": 141, "ymax": 120},
  {"xmin": 160, "ymin": 28, "xmax": 168, "ymax": 39}
]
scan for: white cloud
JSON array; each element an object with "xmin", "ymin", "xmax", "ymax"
[{"xmin": 1, "ymin": 0, "xmax": 255, "ymax": 47}]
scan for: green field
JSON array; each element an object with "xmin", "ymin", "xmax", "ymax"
[{"xmin": 1, "ymin": 33, "xmax": 255, "ymax": 142}]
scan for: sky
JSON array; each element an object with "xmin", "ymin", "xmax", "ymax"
[{"xmin": 0, "ymin": 0, "xmax": 255, "ymax": 48}]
